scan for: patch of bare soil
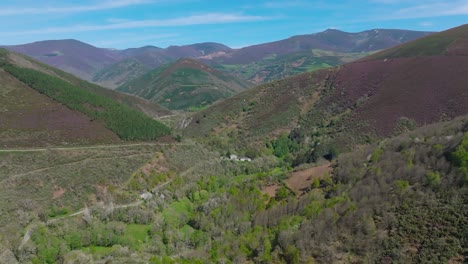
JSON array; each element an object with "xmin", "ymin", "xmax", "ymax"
[
  {"xmin": 261, "ymin": 184, "xmax": 280, "ymax": 199},
  {"xmin": 291, "ymin": 58, "xmax": 306, "ymax": 67},
  {"xmin": 285, "ymin": 162, "xmax": 332, "ymax": 195},
  {"xmin": 141, "ymin": 152, "xmax": 169, "ymax": 176},
  {"xmin": 52, "ymin": 187, "xmax": 66, "ymax": 199}
]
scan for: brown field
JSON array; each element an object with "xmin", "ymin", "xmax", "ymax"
[
  {"xmin": 285, "ymin": 163, "xmax": 332, "ymax": 195},
  {"xmin": 261, "ymin": 184, "xmax": 281, "ymax": 199}
]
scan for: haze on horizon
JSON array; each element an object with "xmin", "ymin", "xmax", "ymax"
[{"xmin": 0, "ymin": 0, "xmax": 467, "ymax": 49}]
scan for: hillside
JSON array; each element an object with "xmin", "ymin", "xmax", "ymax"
[
  {"xmin": 2, "ymin": 49, "xmax": 171, "ymax": 118},
  {"xmin": 4, "ymin": 39, "xmax": 122, "ymax": 80},
  {"xmin": 93, "ymin": 43, "xmax": 234, "ymax": 88},
  {"xmin": 6, "ymin": 113, "xmax": 467, "ymax": 263},
  {"xmin": 185, "ymin": 24, "xmax": 468, "ymax": 159},
  {"xmin": 0, "ymin": 48, "xmax": 171, "ymax": 147},
  {"xmin": 213, "ymin": 49, "xmax": 372, "ymax": 84},
  {"xmin": 117, "ymin": 58, "xmax": 251, "ymax": 110}
]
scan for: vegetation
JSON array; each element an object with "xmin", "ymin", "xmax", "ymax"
[
  {"xmin": 117, "ymin": 58, "xmax": 251, "ymax": 110},
  {"xmin": 2, "ymin": 26, "xmax": 468, "ymax": 264},
  {"xmin": 6, "ymin": 117, "xmax": 466, "ymax": 263},
  {"xmin": 4, "ymin": 64, "xmax": 170, "ymax": 140},
  {"xmin": 215, "ymin": 49, "xmax": 371, "ymax": 84}
]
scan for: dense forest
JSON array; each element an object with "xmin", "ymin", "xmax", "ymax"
[{"xmin": 3, "ymin": 64, "xmax": 170, "ymax": 140}]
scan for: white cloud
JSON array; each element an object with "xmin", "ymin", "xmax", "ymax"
[
  {"xmin": 93, "ymin": 33, "xmax": 179, "ymax": 47},
  {"xmin": 357, "ymin": 0, "xmax": 468, "ymax": 22},
  {"xmin": 1, "ymin": 13, "xmax": 271, "ymax": 36},
  {"xmin": 419, "ymin": 21, "xmax": 433, "ymax": 27},
  {"xmin": 0, "ymin": 0, "xmax": 154, "ymax": 16},
  {"xmin": 263, "ymin": 1, "xmax": 308, "ymax": 8},
  {"xmin": 395, "ymin": 1, "xmax": 468, "ymax": 18}
]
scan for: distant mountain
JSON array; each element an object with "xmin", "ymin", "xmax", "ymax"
[
  {"xmin": 93, "ymin": 42, "xmax": 233, "ymax": 88},
  {"xmin": 117, "ymin": 58, "xmax": 251, "ymax": 110},
  {"xmin": 4, "ymin": 39, "xmax": 122, "ymax": 80},
  {"xmin": 206, "ymin": 28, "xmax": 433, "ymax": 65},
  {"xmin": 0, "ymin": 49, "xmax": 171, "ymax": 147},
  {"xmin": 3, "ymin": 29, "xmax": 432, "ymax": 88},
  {"xmin": 185, "ymin": 24, "xmax": 468, "ymax": 153}
]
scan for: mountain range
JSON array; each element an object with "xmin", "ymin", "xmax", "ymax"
[{"xmin": 4, "ymin": 28, "xmax": 432, "ymax": 88}]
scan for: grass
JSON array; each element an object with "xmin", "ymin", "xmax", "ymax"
[
  {"xmin": 81, "ymin": 245, "xmax": 114, "ymax": 256},
  {"xmin": 123, "ymin": 224, "xmax": 151, "ymax": 249},
  {"xmin": 162, "ymin": 198, "xmax": 193, "ymax": 228}
]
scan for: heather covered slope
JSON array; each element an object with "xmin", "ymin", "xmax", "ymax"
[
  {"xmin": 366, "ymin": 23, "xmax": 468, "ymax": 59},
  {"xmin": 185, "ymin": 25, "xmax": 468, "ymax": 155},
  {"xmin": 0, "ymin": 49, "xmax": 171, "ymax": 147},
  {"xmin": 0, "ymin": 67, "xmax": 121, "ymax": 147},
  {"xmin": 117, "ymin": 58, "xmax": 251, "ymax": 110},
  {"xmin": 328, "ymin": 23, "xmax": 468, "ymax": 137},
  {"xmin": 2, "ymin": 49, "xmax": 171, "ymax": 118}
]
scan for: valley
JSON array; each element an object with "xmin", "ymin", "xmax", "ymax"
[{"xmin": 0, "ymin": 13, "xmax": 467, "ymax": 264}]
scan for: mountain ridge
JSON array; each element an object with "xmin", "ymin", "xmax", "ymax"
[{"xmin": 3, "ymin": 28, "xmax": 432, "ymax": 88}]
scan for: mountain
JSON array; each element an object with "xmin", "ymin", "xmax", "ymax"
[
  {"xmin": 117, "ymin": 58, "xmax": 251, "ymax": 110},
  {"xmin": 185, "ymin": 24, "xmax": 468, "ymax": 157},
  {"xmin": 0, "ymin": 48, "xmax": 171, "ymax": 147},
  {"xmin": 93, "ymin": 43, "xmax": 233, "ymax": 88},
  {"xmin": 207, "ymin": 28, "xmax": 433, "ymax": 65},
  {"xmin": 4, "ymin": 29, "xmax": 431, "ymax": 88},
  {"xmin": 4, "ymin": 39, "xmax": 122, "ymax": 80}
]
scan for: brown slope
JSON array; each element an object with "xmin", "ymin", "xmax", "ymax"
[
  {"xmin": 184, "ymin": 70, "xmax": 328, "ymax": 148},
  {"xmin": 5, "ymin": 51, "xmax": 171, "ymax": 118},
  {"xmin": 0, "ymin": 68, "xmax": 120, "ymax": 148},
  {"xmin": 326, "ymin": 24, "xmax": 468, "ymax": 136},
  {"xmin": 184, "ymin": 24, "xmax": 468, "ymax": 150},
  {"xmin": 324, "ymin": 56, "xmax": 468, "ymax": 137},
  {"xmin": 365, "ymin": 23, "xmax": 468, "ymax": 60}
]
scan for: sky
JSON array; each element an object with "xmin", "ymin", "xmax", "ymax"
[{"xmin": 0, "ymin": 0, "xmax": 466, "ymax": 49}]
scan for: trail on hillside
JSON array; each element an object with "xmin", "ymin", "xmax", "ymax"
[
  {"xmin": 0, "ymin": 142, "xmax": 194, "ymax": 153},
  {"xmin": 0, "ymin": 153, "xmax": 155, "ymax": 185},
  {"xmin": 16, "ymin": 157, "xmax": 207, "ymax": 251}
]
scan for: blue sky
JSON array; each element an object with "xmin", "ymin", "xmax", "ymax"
[{"xmin": 0, "ymin": 0, "xmax": 466, "ymax": 49}]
